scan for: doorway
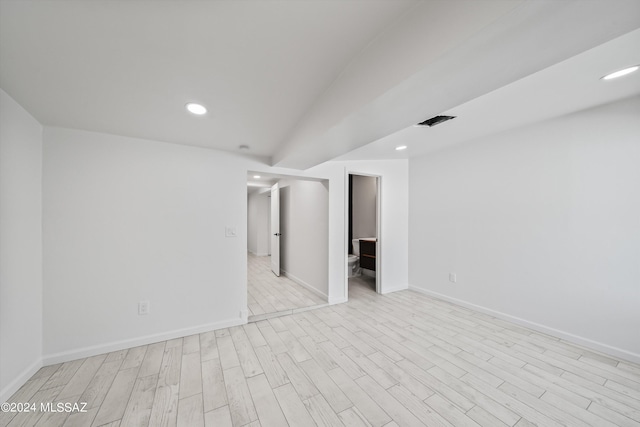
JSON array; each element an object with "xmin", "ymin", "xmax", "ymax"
[
  {"xmin": 347, "ymin": 173, "xmax": 381, "ymax": 296},
  {"xmin": 247, "ymin": 172, "xmax": 329, "ymax": 321}
]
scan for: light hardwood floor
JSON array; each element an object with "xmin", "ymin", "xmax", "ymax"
[
  {"xmin": 3, "ymin": 279, "xmax": 640, "ymax": 427},
  {"xmin": 247, "ymin": 253, "xmax": 327, "ymax": 321}
]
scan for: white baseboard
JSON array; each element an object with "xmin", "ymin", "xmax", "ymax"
[
  {"xmin": 329, "ymin": 297, "xmax": 348, "ymax": 305},
  {"xmin": 42, "ymin": 317, "xmax": 246, "ymax": 366},
  {"xmin": 281, "ymin": 269, "xmax": 328, "ymax": 301},
  {"xmin": 1, "ymin": 358, "xmax": 43, "ymax": 404},
  {"xmin": 381, "ymin": 284, "xmax": 408, "ymax": 295},
  {"xmin": 408, "ymin": 286, "xmax": 640, "ymax": 365},
  {"xmin": 248, "ymin": 250, "xmax": 269, "ymax": 257}
]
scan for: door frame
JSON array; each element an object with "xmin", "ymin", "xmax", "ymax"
[
  {"xmin": 346, "ymin": 171, "xmax": 382, "ymax": 294},
  {"xmin": 246, "ymin": 171, "xmax": 331, "ymax": 300},
  {"xmin": 270, "ymin": 182, "xmax": 280, "ymax": 276}
]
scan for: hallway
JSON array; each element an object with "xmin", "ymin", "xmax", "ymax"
[{"xmin": 247, "ymin": 253, "xmax": 327, "ymax": 321}]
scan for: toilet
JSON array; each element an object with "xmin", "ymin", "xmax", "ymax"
[{"xmin": 348, "ymin": 239, "xmax": 361, "ymax": 277}]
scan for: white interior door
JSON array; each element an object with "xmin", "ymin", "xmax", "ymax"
[{"xmin": 270, "ymin": 183, "xmax": 281, "ymax": 276}]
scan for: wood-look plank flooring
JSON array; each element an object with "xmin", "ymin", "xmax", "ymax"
[
  {"xmin": 247, "ymin": 253, "xmax": 327, "ymax": 321},
  {"xmin": 3, "ymin": 279, "xmax": 640, "ymax": 427}
]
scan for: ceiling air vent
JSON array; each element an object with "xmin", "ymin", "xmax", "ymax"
[{"xmin": 416, "ymin": 115, "xmax": 456, "ymax": 127}]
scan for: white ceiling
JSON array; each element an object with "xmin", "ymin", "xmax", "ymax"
[
  {"xmin": 246, "ymin": 173, "xmax": 278, "ymax": 195},
  {"xmin": 246, "ymin": 172, "xmax": 325, "ymax": 194},
  {"xmin": 0, "ymin": 0, "xmax": 416, "ymax": 157},
  {"xmin": 1, "ymin": 0, "xmax": 639, "ymax": 169},
  {"xmin": 336, "ymin": 28, "xmax": 640, "ymax": 161}
]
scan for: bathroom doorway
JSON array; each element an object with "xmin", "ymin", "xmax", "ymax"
[{"xmin": 347, "ymin": 173, "xmax": 381, "ymax": 296}]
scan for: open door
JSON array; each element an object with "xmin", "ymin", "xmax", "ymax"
[
  {"xmin": 270, "ymin": 183, "xmax": 281, "ymax": 276},
  {"xmin": 347, "ymin": 173, "xmax": 381, "ymax": 294}
]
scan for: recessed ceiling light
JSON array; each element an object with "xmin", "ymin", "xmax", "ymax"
[
  {"xmin": 395, "ymin": 145, "xmax": 407, "ymax": 151},
  {"xmin": 185, "ymin": 103, "xmax": 207, "ymax": 115},
  {"xmin": 253, "ymin": 175, "xmax": 261, "ymax": 179},
  {"xmin": 601, "ymin": 65, "xmax": 639, "ymax": 80}
]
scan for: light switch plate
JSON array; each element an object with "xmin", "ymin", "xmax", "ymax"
[{"xmin": 225, "ymin": 226, "xmax": 237, "ymax": 237}]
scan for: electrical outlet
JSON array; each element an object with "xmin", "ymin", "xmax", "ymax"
[
  {"xmin": 138, "ymin": 300, "xmax": 150, "ymax": 315},
  {"xmin": 449, "ymin": 273, "xmax": 457, "ymax": 283}
]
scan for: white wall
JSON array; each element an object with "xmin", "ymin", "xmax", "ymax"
[
  {"xmin": 310, "ymin": 159, "xmax": 409, "ymax": 297},
  {"xmin": 409, "ymin": 96, "xmax": 640, "ymax": 362},
  {"xmin": 42, "ymin": 127, "xmax": 249, "ymax": 361},
  {"xmin": 247, "ymin": 191, "xmax": 270, "ymax": 256},
  {"xmin": 279, "ymin": 179, "xmax": 329, "ymax": 298},
  {"xmin": 0, "ymin": 89, "xmax": 43, "ymax": 402},
  {"xmin": 18, "ymin": 122, "xmax": 409, "ymax": 367},
  {"xmin": 244, "ymin": 158, "xmax": 409, "ymax": 302},
  {"xmin": 352, "ymin": 175, "xmax": 377, "ymax": 239}
]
